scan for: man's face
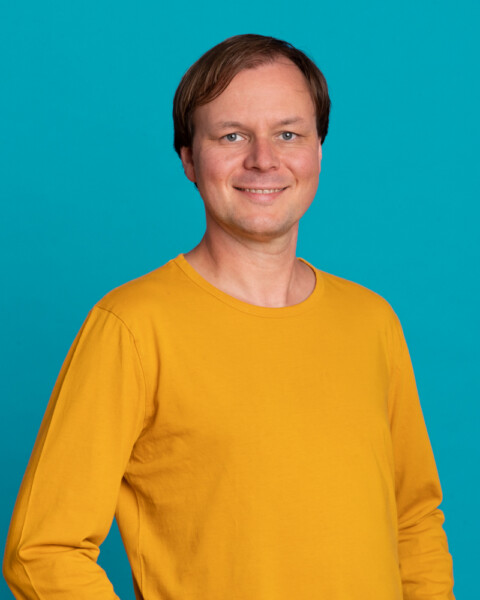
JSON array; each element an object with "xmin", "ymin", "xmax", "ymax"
[{"xmin": 180, "ymin": 59, "xmax": 322, "ymax": 243}]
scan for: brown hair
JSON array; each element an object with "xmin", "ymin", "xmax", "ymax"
[{"xmin": 173, "ymin": 34, "xmax": 331, "ymax": 156}]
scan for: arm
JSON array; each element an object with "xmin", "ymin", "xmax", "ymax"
[
  {"xmin": 3, "ymin": 306, "xmax": 145, "ymax": 599},
  {"xmin": 388, "ymin": 316, "xmax": 454, "ymax": 599}
]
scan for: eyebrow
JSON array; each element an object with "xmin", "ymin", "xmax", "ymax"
[{"xmin": 214, "ymin": 117, "xmax": 307, "ymax": 130}]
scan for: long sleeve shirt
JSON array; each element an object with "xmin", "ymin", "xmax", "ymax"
[{"xmin": 3, "ymin": 255, "xmax": 455, "ymax": 599}]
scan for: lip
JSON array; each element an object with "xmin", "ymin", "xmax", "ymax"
[{"xmin": 234, "ymin": 186, "xmax": 288, "ymax": 203}]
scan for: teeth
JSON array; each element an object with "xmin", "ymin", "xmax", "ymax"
[{"xmin": 243, "ymin": 188, "xmax": 283, "ymax": 194}]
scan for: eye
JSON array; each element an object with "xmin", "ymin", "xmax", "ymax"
[
  {"xmin": 280, "ymin": 131, "xmax": 297, "ymax": 141},
  {"xmin": 223, "ymin": 133, "xmax": 243, "ymax": 142}
]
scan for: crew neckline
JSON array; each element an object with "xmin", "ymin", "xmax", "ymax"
[{"xmin": 173, "ymin": 253, "xmax": 324, "ymax": 318}]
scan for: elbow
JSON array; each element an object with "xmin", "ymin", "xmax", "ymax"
[
  {"xmin": 3, "ymin": 533, "xmax": 40, "ymax": 597},
  {"xmin": 3, "ymin": 542, "xmax": 25, "ymax": 595}
]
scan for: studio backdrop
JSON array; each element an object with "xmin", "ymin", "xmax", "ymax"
[{"xmin": 1, "ymin": 1, "xmax": 478, "ymax": 598}]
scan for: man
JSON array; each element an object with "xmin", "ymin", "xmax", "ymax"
[{"xmin": 4, "ymin": 34, "xmax": 454, "ymax": 599}]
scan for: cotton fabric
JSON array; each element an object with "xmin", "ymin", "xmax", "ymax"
[{"xmin": 3, "ymin": 255, "xmax": 455, "ymax": 599}]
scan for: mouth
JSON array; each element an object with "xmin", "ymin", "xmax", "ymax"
[{"xmin": 234, "ymin": 187, "xmax": 287, "ymax": 194}]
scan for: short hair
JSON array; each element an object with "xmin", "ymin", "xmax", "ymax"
[{"xmin": 173, "ymin": 34, "xmax": 331, "ymax": 156}]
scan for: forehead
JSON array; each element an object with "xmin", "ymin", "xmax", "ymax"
[{"xmin": 193, "ymin": 59, "xmax": 315, "ymax": 129}]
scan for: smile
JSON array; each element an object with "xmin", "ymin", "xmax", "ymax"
[{"xmin": 236, "ymin": 187, "xmax": 286, "ymax": 194}]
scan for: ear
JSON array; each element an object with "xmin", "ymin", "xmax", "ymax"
[
  {"xmin": 318, "ymin": 141, "xmax": 323, "ymax": 172},
  {"xmin": 180, "ymin": 147, "xmax": 196, "ymax": 183}
]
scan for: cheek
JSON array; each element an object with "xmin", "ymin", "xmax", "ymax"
[
  {"xmin": 289, "ymin": 150, "xmax": 322, "ymax": 181},
  {"xmin": 195, "ymin": 148, "xmax": 239, "ymax": 188}
]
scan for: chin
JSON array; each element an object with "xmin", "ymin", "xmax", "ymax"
[{"xmin": 231, "ymin": 216, "xmax": 298, "ymax": 242}]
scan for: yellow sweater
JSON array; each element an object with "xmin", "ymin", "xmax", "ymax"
[{"xmin": 4, "ymin": 255, "xmax": 454, "ymax": 599}]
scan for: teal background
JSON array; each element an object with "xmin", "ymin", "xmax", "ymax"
[{"xmin": 1, "ymin": 1, "xmax": 478, "ymax": 597}]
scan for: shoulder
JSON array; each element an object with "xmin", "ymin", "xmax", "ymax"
[
  {"xmin": 93, "ymin": 256, "xmax": 190, "ymax": 327},
  {"xmin": 320, "ymin": 269, "xmax": 391, "ymax": 307},
  {"xmin": 312, "ymin": 268, "xmax": 408, "ymax": 367},
  {"xmin": 314, "ymin": 267, "xmax": 402, "ymax": 330}
]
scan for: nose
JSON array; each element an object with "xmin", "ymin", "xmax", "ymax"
[{"xmin": 243, "ymin": 137, "xmax": 280, "ymax": 171}]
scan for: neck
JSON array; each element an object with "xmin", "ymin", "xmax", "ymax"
[{"xmin": 183, "ymin": 225, "xmax": 315, "ymax": 308}]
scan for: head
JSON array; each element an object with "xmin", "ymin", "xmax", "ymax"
[
  {"xmin": 173, "ymin": 34, "xmax": 330, "ymax": 158},
  {"xmin": 172, "ymin": 35, "xmax": 330, "ymax": 244}
]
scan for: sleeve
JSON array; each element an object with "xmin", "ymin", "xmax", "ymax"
[
  {"xmin": 388, "ymin": 315, "xmax": 455, "ymax": 600},
  {"xmin": 3, "ymin": 305, "xmax": 146, "ymax": 599}
]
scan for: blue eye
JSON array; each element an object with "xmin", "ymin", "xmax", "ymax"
[
  {"xmin": 225, "ymin": 133, "xmax": 240, "ymax": 142},
  {"xmin": 281, "ymin": 131, "xmax": 296, "ymax": 141}
]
